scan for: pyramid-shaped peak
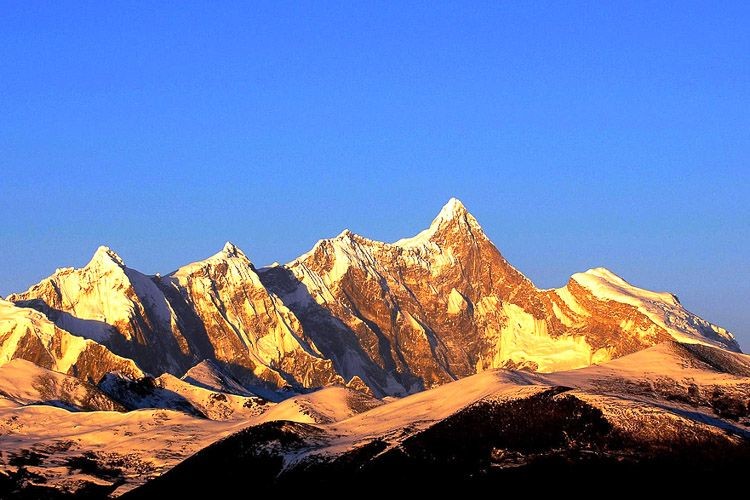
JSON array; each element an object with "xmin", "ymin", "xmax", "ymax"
[
  {"xmin": 437, "ymin": 197, "xmax": 468, "ymax": 219},
  {"xmin": 393, "ymin": 198, "xmax": 483, "ymax": 248},
  {"xmin": 334, "ymin": 229, "xmax": 357, "ymax": 240},
  {"xmin": 88, "ymin": 245, "xmax": 125, "ymax": 268},
  {"xmin": 431, "ymin": 197, "xmax": 480, "ymax": 229},
  {"xmin": 171, "ymin": 242, "xmax": 252, "ymax": 278},
  {"xmin": 221, "ymin": 241, "xmax": 242, "ymax": 257},
  {"xmin": 429, "ymin": 197, "xmax": 478, "ymax": 228},
  {"xmin": 216, "ymin": 241, "xmax": 252, "ymax": 263}
]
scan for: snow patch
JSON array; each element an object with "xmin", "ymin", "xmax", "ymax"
[
  {"xmin": 573, "ymin": 267, "xmax": 678, "ymax": 306},
  {"xmin": 257, "ymin": 385, "xmax": 381, "ymax": 425},
  {"xmin": 447, "ymin": 288, "xmax": 469, "ymax": 315},
  {"xmin": 489, "ymin": 301, "xmax": 601, "ymax": 372},
  {"xmin": 88, "ymin": 246, "xmax": 125, "ymax": 268}
]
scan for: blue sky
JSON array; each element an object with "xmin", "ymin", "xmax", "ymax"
[{"xmin": 1, "ymin": 2, "xmax": 748, "ymax": 349}]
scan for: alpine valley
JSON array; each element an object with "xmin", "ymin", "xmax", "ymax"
[{"xmin": 1, "ymin": 199, "xmax": 747, "ymax": 496}]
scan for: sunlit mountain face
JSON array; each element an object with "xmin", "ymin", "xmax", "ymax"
[{"xmin": 0, "ymin": 200, "xmax": 746, "ymax": 497}]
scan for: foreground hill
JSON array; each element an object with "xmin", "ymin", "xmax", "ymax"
[
  {"xmin": 1, "ymin": 340, "xmax": 745, "ymax": 496},
  {"xmin": 128, "ymin": 341, "xmax": 750, "ymax": 495},
  {"xmin": 0, "ymin": 368, "xmax": 382, "ymax": 497}
]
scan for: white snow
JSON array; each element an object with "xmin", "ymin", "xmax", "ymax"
[
  {"xmin": 8, "ymin": 246, "xmax": 145, "ymax": 343},
  {"xmin": 317, "ymin": 372, "xmax": 549, "ymax": 458},
  {"xmin": 287, "ymin": 199, "xmax": 482, "ymax": 312},
  {"xmin": 2, "ymin": 341, "xmax": 749, "ymax": 494},
  {"xmin": 572, "ymin": 267, "xmax": 737, "ymax": 349},
  {"xmin": 287, "ymin": 231, "xmax": 389, "ymax": 301},
  {"xmin": 554, "ymin": 285, "xmax": 590, "ymax": 318},
  {"xmin": 0, "ymin": 300, "xmax": 30, "ymax": 364},
  {"xmin": 297, "ymin": 340, "xmax": 750, "ymax": 463},
  {"xmin": 0, "ymin": 404, "xmax": 247, "ymax": 495},
  {"xmin": 256, "ymin": 385, "xmax": 382, "ymax": 425},
  {"xmin": 488, "ymin": 301, "xmax": 603, "ymax": 372},
  {"xmin": 549, "ymin": 340, "xmax": 750, "ymax": 387},
  {"xmin": 0, "ymin": 199, "xmax": 739, "ymax": 418},
  {"xmin": 167, "ymin": 242, "xmax": 335, "ymax": 387},
  {"xmin": 446, "ymin": 288, "xmax": 468, "ymax": 314},
  {"xmin": 90, "ymin": 245, "xmax": 126, "ymax": 267},
  {"xmin": 289, "ymin": 198, "xmax": 480, "ymax": 291},
  {"xmin": 0, "ymin": 359, "xmax": 120, "ymax": 411},
  {"xmin": 172, "ymin": 241, "xmax": 253, "ymax": 278},
  {"xmin": 573, "ymin": 267, "xmax": 678, "ymax": 307},
  {"xmin": 54, "ymin": 333, "xmax": 90, "ymax": 373}
]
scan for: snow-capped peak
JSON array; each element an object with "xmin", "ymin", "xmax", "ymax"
[
  {"xmin": 206, "ymin": 241, "xmax": 250, "ymax": 263},
  {"xmin": 394, "ymin": 197, "xmax": 483, "ymax": 248},
  {"xmin": 572, "ymin": 267, "xmax": 679, "ymax": 307},
  {"xmin": 335, "ymin": 229, "xmax": 355, "ymax": 240},
  {"xmin": 87, "ymin": 245, "xmax": 126, "ymax": 268},
  {"xmin": 172, "ymin": 242, "xmax": 252, "ymax": 277},
  {"xmin": 569, "ymin": 266, "xmax": 737, "ymax": 350},
  {"xmin": 435, "ymin": 197, "xmax": 468, "ymax": 222},
  {"xmin": 221, "ymin": 241, "xmax": 245, "ymax": 259},
  {"xmin": 290, "ymin": 198, "xmax": 484, "ymax": 265}
]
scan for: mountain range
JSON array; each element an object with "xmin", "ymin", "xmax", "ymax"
[
  {"xmin": 1, "ymin": 199, "xmax": 738, "ymax": 398},
  {"xmin": 0, "ymin": 198, "xmax": 745, "ymax": 496}
]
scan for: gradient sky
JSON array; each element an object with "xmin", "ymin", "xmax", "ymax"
[{"xmin": 1, "ymin": 2, "xmax": 748, "ymax": 350}]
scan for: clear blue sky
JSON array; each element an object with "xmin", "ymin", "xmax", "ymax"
[{"xmin": 1, "ymin": 2, "xmax": 748, "ymax": 349}]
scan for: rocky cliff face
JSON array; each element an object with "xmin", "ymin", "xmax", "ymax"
[
  {"xmin": 159, "ymin": 243, "xmax": 343, "ymax": 391},
  {"xmin": 0, "ymin": 299, "xmax": 143, "ymax": 383},
  {"xmin": 3, "ymin": 199, "xmax": 739, "ymax": 396}
]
